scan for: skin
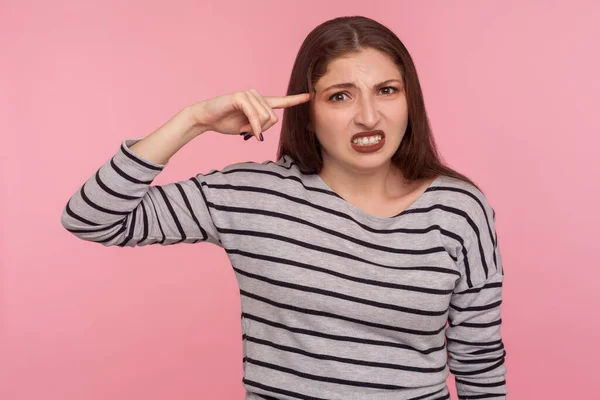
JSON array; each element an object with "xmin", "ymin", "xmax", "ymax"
[{"xmin": 310, "ymin": 47, "xmax": 435, "ymax": 218}]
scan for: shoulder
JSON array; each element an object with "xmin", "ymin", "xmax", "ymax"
[
  {"xmin": 197, "ymin": 155, "xmax": 305, "ymax": 185},
  {"xmin": 431, "ymin": 175, "xmax": 496, "ymax": 225},
  {"xmin": 436, "ymin": 175, "xmax": 501, "ymax": 272},
  {"xmin": 429, "ymin": 175, "xmax": 498, "ymax": 258}
]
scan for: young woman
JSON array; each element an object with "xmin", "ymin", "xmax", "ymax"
[{"xmin": 62, "ymin": 15, "xmax": 507, "ymax": 400}]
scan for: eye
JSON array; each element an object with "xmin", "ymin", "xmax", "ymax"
[
  {"xmin": 328, "ymin": 92, "xmax": 349, "ymax": 102},
  {"xmin": 379, "ymin": 86, "xmax": 398, "ymax": 95}
]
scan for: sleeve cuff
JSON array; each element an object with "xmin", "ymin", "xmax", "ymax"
[{"xmin": 106, "ymin": 138, "xmax": 167, "ymax": 183}]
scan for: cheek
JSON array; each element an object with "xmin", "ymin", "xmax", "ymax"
[{"xmin": 314, "ymin": 107, "xmax": 353, "ymax": 133}]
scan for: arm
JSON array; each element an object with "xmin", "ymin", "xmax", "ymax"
[
  {"xmin": 446, "ymin": 206, "xmax": 508, "ymax": 398},
  {"xmin": 60, "ymin": 107, "xmax": 222, "ymax": 246},
  {"xmin": 60, "ymin": 90, "xmax": 311, "ymax": 246}
]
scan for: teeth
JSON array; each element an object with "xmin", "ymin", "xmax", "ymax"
[{"xmin": 352, "ymin": 135, "xmax": 383, "ymax": 146}]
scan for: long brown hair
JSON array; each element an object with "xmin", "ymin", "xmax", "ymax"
[{"xmin": 276, "ymin": 15, "xmax": 478, "ymax": 189}]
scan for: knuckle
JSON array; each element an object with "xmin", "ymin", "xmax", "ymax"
[{"xmin": 234, "ymin": 92, "xmax": 248, "ymax": 104}]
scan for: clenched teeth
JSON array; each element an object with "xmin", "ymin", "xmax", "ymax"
[{"xmin": 352, "ymin": 135, "xmax": 382, "ymax": 146}]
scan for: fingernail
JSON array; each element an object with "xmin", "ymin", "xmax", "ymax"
[
  {"xmin": 243, "ymin": 134, "xmax": 252, "ymax": 141},
  {"xmin": 259, "ymin": 133, "xmax": 264, "ymax": 142},
  {"xmin": 240, "ymin": 132, "xmax": 248, "ymax": 136}
]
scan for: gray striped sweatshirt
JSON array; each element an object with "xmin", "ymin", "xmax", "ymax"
[{"xmin": 61, "ymin": 139, "xmax": 507, "ymax": 400}]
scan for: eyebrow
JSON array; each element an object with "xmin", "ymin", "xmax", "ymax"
[{"xmin": 320, "ymin": 79, "xmax": 403, "ymax": 93}]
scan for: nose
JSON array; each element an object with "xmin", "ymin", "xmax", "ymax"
[{"xmin": 354, "ymin": 93, "xmax": 380, "ymax": 129}]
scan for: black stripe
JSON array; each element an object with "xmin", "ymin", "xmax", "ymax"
[
  {"xmin": 66, "ymin": 220, "xmax": 122, "ymax": 233},
  {"xmin": 265, "ymin": 157, "xmax": 298, "ymax": 171},
  {"xmin": 452, "ymin": 351, "xmax": 506, "ymax": 365},
  {"xmin": 118, "ymin": 206, "xmax": 137, "ymax": 246},
  {"xmin": 228, "ymin": 248, "xmax": 459, "ymax": 277},
  {"xmin": 220, "ymin": 167, "xmax": 335, "ymax": 196},
  {"xmin": 450, "ymin": 319, "xmax": 502, "ymax": 328},
  {"xmin": 147, "ymin": 194, "xmax": 166, "ymax": 244},
  {"xmin": 255, "ymin": 395, "xmax": 279, "ymax": 400},
  {"xmin": 455, "ymin": 282, "xmax": 502, "ymax": 294},
  {"xmin": 65, "ymin": 200, "xmax": 100, "ymax": 226},
  {"xmin": 455, "ymin": 378, "xmax": 506, "ymax": 388},
  {"xmin": 110, "ymin": 159, "xmax": 152, "ymax": 184},
  {"xmin": 450, "ymin": 359, "xmax": 505, "ymax": 377},
  {"xmin": 448, "ymin": 338, "xmax": 502, "ymax": 347},
  {"xmin": 255, "ymin": 395, "xmax": 280, "ymax": 400},
  {"xmin": 244, "ymin": 335, "xmax": 447, "ymax": 373},
  {"xmin": 462, "ymin": 214, "xmax": 489, "ymax": 279},
  {"xmin": 468, "ymin": 344, "xmax": 505, "ymax": 355},
  {"xmin": 95, "ymin": 170, "xmax": 138, "ymax": 200},
  {"xmin": 120, "ymin": 144, "xmax": 163, "ymax": 171},
  {"xmin": 461, "ymin": 244, "xmax": 473, "ymax": 288},
  {"xmin": 244, "ymin": 357, "xmax": 408, "ymax": 389},
  {"xmin": 219, "ymin": 228, "xmax": 449, "ymax": 270},
  {"xmin": 227, "ymin": 248, "xmax": 458, "ymax": 291},
  {"xmin": 140, "ymin": 201, "xmax": 149, "ymax": 244},
  {"xmin": 175, "ymin": 182, "xmax": 208, "ymax": 241},
  {"xmin": 234, "ymin": 266, "xmax": 448, "ymax": 316},
  {"xmin": 458, "ymin": 393, "xmax": 506, "ymax": 399},
  {"xmin": 80, "ymin": 185, "xmax": 130, "ymax": 216},
  {"xmin": 244, "ymin": 379, "xmax": 327, "ymax": 400},
  {"xmin": 97, "ymin": 223, "xmax": 127, "ymax": 244},
  {"xmin": 243, "ymin": 312, "xmax": 446, "ymax": 355},
  {"xmin": 156, "ymin": 186, "xmax": 186, "ymax": 242},
  {"xmin": 240, "ymin": 290, "xmax": 445, "ymax": 336},
  {"xmin": 189, "ymin": 176, "xmax": 219, "ymax": 240},
  {"xmin": 409, "ymin": 387, "xmax": 447, "ymax": 400},
  {"xmin": 450, "ymin": 300, "xmax": 502, "ymax": 312}
]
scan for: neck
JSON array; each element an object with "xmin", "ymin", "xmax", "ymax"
[{"xmin": 319, "ymin": 158, "xmax": 404, "ymax": 202}]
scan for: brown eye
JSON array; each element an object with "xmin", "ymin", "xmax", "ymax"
[
  {"xmin": 380, "ymin": 86, "xmax": 398, "ymax": 95},
  {"xmin": 329, "ymin": 92, "xmax": 349, "ymax": 102}
]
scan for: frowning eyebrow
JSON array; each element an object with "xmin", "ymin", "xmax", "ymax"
[{"xmin": 321, "ymin": 79, "xmax": 403, "ymax": 92}]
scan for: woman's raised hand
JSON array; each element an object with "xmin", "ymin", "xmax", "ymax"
[{"xmin": 190, "ymin": 89, "xmax": 311, "ymax": 141}]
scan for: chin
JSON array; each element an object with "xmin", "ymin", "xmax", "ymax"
[{"xmin": 345, "ymin": 151, "xmax": 395, "ymax": 172}]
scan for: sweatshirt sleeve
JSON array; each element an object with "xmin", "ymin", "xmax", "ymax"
[
  {"xmin": 61, "ymin": 139, "xmax": 223, "ymax": 247},
  {"xmin": 446, "ymin": 201, "xmax": 508, "ymax": 399}
]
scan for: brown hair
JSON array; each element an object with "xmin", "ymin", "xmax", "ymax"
[{"xmin": 276, "ymin": 15, "xmax": 478, "ymax": 189}]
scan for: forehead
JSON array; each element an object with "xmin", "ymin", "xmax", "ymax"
[{"xmin": 316, "ymin": 48, "xmax": 401, "ymax": 87}]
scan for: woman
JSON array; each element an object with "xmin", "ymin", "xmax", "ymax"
[{"xmin": 62, "ymin": 16, "xmax": 507, "ymax": 400}]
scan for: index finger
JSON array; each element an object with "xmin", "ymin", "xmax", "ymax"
[{"xmin": 266, "ymin": 93, "xmax": 312, "ymax": 109}]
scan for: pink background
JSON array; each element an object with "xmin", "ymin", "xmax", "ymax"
[{"xmin": 2, "ymin": 1, "xmax": 599, "ymax": 399}]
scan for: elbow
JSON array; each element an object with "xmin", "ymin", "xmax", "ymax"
[{"xmin": 60, "ymin": 204, "xmax": 125, "ymax": 245}]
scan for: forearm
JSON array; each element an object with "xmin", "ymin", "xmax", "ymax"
[{"xmin": 128, "ymin": 106, "xmax": 207, "ymax": 165}]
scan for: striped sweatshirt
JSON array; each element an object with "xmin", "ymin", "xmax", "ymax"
[{"xmin": 61, "ymin": 139, "xmax": 508, "ymax": 400}]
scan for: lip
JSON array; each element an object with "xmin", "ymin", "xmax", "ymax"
[
  {"xmin": 351, "ymin": 130, "xmax": 385, "ymax": 141},
  {"xmin": 350, "ymin": 130, "xmax": 386, "ymax": 154}
]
